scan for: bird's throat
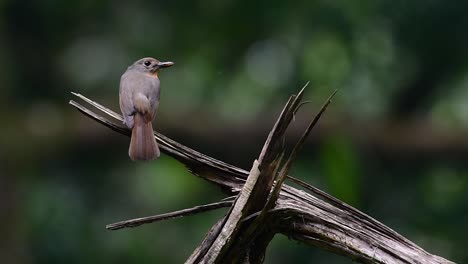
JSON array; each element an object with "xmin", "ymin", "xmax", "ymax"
[{"xmin": 149, "ymin": 69, "xmax": 160, "ymax": 78}]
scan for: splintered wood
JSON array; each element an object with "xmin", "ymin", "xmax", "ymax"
[{"xmin": 70, "ymin": 86, "xmax": 453, "ymax": 264}]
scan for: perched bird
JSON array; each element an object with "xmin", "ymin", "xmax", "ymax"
[{"xmin": 119, "ymin": 57, "xmax": 174, "ymax": 161}]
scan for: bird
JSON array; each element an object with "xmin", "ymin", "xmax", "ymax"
[{"xmin": 119, "ymin": 57, "xmax": 174, "ymax": 161}]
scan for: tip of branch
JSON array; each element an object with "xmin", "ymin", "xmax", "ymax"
[
  {"xmin": 295, "ymin": 81, "xmax": 310, "ymax": 102},
  {"xmin": 106, "ymin": 223, "xmax": 119, "ymax": 230},
  {"xmin": 328, "ymin": 89, "xmax": 339, "ymax": 102},
  {"xmin": 69, "ymin": 100, "xmax": 81, "ymax": 108}
]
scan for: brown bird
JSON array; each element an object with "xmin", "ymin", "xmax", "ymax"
[{"xmin": 119, "ymin": 57, "xmax": 174, "ymax": 161}]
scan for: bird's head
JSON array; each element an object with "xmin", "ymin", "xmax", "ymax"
[{"xmin": 130, "ymin": 57, "xmax": 174, "ymax": 75}]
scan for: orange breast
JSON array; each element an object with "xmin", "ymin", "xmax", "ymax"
[{"xmin": 149, "ymin": 69, "xmax": 160, "ymax": 78}]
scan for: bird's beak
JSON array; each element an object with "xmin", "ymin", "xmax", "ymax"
[{"xmin": 157, "ymin": 61, "xmax": 174, "ymax": 68}]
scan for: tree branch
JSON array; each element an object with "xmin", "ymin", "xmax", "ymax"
[
  {"xmin": 69, "ymin": 90, "xmax": 454, "ymax": 264},
  {"xmin": 106, "ymin": 200, "xmax": 233, "ymax": 230}
]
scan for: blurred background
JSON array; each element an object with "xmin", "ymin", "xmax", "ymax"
[{"xmin": 1, "ymin": 0, "xmax": 467, "ymax": 263}]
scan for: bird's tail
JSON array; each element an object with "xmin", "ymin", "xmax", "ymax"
[{"xmin": 129, "ymin": 112, "xmax": 160, "ymax": 161}]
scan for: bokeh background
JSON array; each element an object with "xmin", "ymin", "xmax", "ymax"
[{"xmin": 1, "ymin": 1, "xmax": 467, "ymax": 263}]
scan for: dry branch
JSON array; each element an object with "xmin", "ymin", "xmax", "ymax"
[
  {"xmin": 106, "ymin": 200, "xmax": 233, "ymax": 231},
  {"xmin": 69, "ymin": 89, "xmax": 454, "ymax": 264}
]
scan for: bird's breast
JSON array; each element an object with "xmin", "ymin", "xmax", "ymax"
[{"xmin": 147, "ymin": 70, "xmax": 160, "ymax": 78}]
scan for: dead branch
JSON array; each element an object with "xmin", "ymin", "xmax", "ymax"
[
  {"xmin": 69, "ymin": 88, "xmax": 454, "ymax": 264},
  {"xmin": 106, "ymin": 200, "xmax": 234, "ymax": 231}
]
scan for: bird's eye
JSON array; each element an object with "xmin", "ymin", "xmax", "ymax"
[{"xmin": 144, "ymin": 61, "xmax": 151, "ymax": 66}]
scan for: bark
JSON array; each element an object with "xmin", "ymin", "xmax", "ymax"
[{"xmin": 69, "ymin": 88, "xmax": 454, "ymax": 264}]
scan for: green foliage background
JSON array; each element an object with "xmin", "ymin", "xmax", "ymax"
[{"xmin": 1, "ymin": 1, "xmax": 467, "ymax": 263}]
